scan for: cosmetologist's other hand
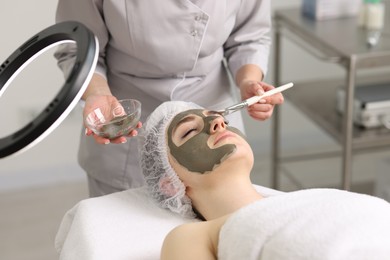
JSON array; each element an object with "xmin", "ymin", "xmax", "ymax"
[{"xmin": 240, "ymin": 81, "xmax": 284, "ymax": 121}]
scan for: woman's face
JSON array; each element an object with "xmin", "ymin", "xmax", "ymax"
[{"xmin": 167, "ymin": 109, "xmax": 252, "ymax": 175}]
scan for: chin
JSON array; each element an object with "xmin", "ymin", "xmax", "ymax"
[{"xmin": 224, "ymin": 144, "xmax": 254, "ymax": 166}]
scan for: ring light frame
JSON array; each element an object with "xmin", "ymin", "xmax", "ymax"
[{"xmin": 0, "ymin": 21, "xmax": 99, "ymax": 158}]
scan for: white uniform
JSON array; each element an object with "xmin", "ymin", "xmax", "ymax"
[{"xmin": 55, "ymin": 0, "xmax": 271, "ymax": 194}]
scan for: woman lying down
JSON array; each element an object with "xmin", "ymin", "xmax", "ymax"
[{"xmin": 138, "ymin": 101, "xmax": 390, "ymax": 260}]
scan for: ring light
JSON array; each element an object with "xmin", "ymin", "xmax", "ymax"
[{"xmin": 0, "ymin": 21, "xmax": 99, "ymax": 158}]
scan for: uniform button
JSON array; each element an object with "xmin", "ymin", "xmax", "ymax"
[
  {"xmin": 195, "ymin": 15, "xmax": 202, "ymax": 21},
  {"xmin": 190, "ymin": 29, "xmax": 198, "ymax": 37}
]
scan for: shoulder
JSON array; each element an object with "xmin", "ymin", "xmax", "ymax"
[{"xmin": 161, "ymin": 216, "xmax": 230, "ymax": 260}]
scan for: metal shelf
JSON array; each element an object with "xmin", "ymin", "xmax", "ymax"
[
  {"xmin": 285, "ymin": 76, "xmax": 390, "ymax": 150},
  {"xmin": 272, "ymin": 4, "xmax": 390, "ymax": 190}
]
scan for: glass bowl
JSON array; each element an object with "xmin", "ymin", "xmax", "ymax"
[{"xmin": 85, "ymin": 99, "xmax": 141, "ymax": 139}]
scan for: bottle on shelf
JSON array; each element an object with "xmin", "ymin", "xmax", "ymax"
[{"xmin": 359, "ymin": 0, "xmax": 386, "ymax": 47}]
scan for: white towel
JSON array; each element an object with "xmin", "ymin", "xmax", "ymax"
[
  {"xmin": 55, "ymin": 184, "xmax": 281, "ymax": 259},
  {"xmin": 55, "ymin": 187, "xmax": 195, "ymax": 260},
  {"xmin": 218, "ymin": 188, "xmax": 390, "ymax": 260}
]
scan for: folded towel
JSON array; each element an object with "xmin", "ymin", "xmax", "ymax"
[{"xmin": 218, "ymin": 188, "xmax": 390, "ymax": 260}]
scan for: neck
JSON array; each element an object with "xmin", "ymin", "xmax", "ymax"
[{"xmin": 189, "ymin": 171, "xmax": 263, "ymax": 220}]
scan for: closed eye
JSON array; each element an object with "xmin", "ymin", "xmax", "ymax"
[{"xmin": 182, "ymin": 128, "xmax": 197, "ymax": 138}]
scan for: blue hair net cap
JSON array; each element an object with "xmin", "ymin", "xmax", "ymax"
[{"xmin": 138, "ymin": 101, "xmax": 203, "ymax": 218}]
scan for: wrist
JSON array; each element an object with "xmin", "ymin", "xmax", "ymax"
[
  {"xmin": 235, "ymin": 64, "xmax": 264, "ymax": 88},
  {"xmin": 82, "ymin": 73, "xmax": 112, "ymax": 100},
  {"xmin": 238, "ymin": 79, "xmax": 260, "ymax": 89}
]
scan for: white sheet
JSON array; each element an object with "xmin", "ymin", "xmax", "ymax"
[
  {"xmin": 55, "ymin": 184, "xmax": 282, "ymax": 260},
  {"xmin": 218, "ymin": 188, "xmax": 390, "ymax": 260}
]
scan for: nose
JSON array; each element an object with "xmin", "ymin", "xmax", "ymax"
[{"xmin": 208, "ymin": 116, "xmax": 227, "ymax": 134}]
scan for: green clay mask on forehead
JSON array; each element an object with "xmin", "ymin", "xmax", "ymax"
[{"xmin": 167, "ymin": 109, "xmax": 245, "ymax": 174}]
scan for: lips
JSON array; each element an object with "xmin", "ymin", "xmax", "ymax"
[{"xmin": 214, "ymin": 131, "xmax": 236, "ymax": 145}]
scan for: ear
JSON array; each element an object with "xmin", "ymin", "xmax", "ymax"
[{"xmin": 159, "ymin": 176, "xmax": 182, "ymax": 197}]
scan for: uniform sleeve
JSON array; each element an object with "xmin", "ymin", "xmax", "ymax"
[
  {"xmin": 54, "ymin": 0, "xmax": 108, "ymax": 79},
  {"xmin": 224, "ymin": 0, "xmax": 271, "ymax": 80}
]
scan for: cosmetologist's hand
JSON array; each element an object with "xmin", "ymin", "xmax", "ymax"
[
  {"xmin": 83, "ymin": 95, "xmax": 142, "ymax": 145},
  {"xmin": 239, "ymin": 81, "xmax": 284, "ymax": 121}
]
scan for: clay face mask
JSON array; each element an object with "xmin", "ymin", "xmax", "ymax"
[{"xmin": 167, "ymin": 109, "xmax": 244, "ymax": 173}]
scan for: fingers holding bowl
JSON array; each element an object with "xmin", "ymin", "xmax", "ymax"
[{"xmin": 84, "ymin": 99, "xmax": 142, "ymax": 142}]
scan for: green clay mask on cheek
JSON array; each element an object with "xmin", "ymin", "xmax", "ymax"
[{"xmin": 167, "ymin": 110, "xmax": 243, "ymax": 173}]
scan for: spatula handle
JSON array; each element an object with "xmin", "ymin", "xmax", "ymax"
[{"xmin": 245, "ymin": 82, "xmax": 294, "ymax": 106}]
